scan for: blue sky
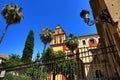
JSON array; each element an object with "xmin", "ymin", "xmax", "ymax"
[{"xmin": 0, "ymin": 0, "xmax": 97, "ymax": 59}]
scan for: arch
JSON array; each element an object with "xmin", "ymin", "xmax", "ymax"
[
  {"xmin": 88, "ymin": 38, "xmax": 97, "ymax": 47},
  {"xmin": 47, "ymin": 72, "xmax": 67, "ymax": 80},
  {"xmin": 95, "ymin": 70, "xmax": 103, "ymax": 78}
]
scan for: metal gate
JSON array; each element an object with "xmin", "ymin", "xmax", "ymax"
[{"xmin": 0, "ymin": 45, "xmax": 120, "ymax": 80}]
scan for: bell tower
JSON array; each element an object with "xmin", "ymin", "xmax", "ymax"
[{"xmin": 50, "ymin": 25, "xmax": 66, "ymax": 51}]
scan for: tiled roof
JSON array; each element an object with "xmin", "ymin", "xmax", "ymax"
[
  {"xmin": 0, "ymin": 54, "xmax": 9, "ymax": 60},
  {"xmin": 78, "ymin": 34, "xmax": 99, "ymax": 37}
]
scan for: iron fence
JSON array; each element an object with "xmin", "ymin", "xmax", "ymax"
[{"xmin": 0, "ymin": 45, "xmax": 120, "ymax": 80}]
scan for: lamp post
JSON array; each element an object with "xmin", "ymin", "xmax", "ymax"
[{"xmin": 35, "ymin": 51, "xmax": 41, "ymax": 80}]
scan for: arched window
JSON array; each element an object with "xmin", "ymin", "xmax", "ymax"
[
  {"xmin": 82, "ymin": 40, "xmax": 86, "ymax": 45},
  {"xmin": 90, "ymin": 39, "xmax": 94, "ymax": 44},
  {"xmin": 60, "ymin": 36, "xmax": 62, "ymax": 44}
]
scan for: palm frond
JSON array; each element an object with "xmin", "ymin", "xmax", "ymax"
[
  {"xmin": 40, "ymin": 27, "xmax": 53, "ymax": 44},
  {"xmin": 1, "ymin": 3, "xmax": 24, "ymax": 24},
  {"xmin": 65, "ymin": 34, "xmax": 78, "ymax": 52}
]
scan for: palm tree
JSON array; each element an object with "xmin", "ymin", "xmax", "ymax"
[
  {"xmin": 40, "ymin": 27, "xmax": 53, "ymax": 53},
  {"xmin": 0, "ymin": 3, "xmax": 24, "ymax": 43},
  {"xmin": 65, "ymin": 34, "xmax": 79, "ymax": 53}
]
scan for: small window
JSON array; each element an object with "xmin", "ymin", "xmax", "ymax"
[
  {"xmin": 90, "ymin": 39, "xmax": 94, "ymax": 44},
  {"xmin": 98, "ymin": 38, "xmax": 101, "ymax": 43},
  {"xmin": 54, "ymin": 38, "xmax": 56, "ymax": 44},
  {"xmin": 57, "ymin": 30, "xmax": 59, "ymax": 34},
  {"xmin": 82, "ymin": 40, "xmax": 86, "ymax": 45}
]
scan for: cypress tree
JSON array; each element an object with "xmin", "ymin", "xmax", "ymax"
[{"xmin": 22, "ymin": 30, "xmax": 34, "ymax": 63}]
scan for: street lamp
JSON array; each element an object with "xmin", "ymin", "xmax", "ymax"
[
  {"xmin": 80, "ymin": 9, "xmax": 120, "ymax": 78},
  {"xmin": 80, "ymin": 9, "xmax": 113, "ymax": 26}
]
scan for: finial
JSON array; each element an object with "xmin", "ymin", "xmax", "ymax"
[{"xmin": 36, "ymin": 51, "xmax": 40, "ymax": 59}]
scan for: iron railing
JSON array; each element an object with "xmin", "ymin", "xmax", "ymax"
[{"xmin": 0, "ymin": 45, "xmax": 120, "ymax": 80}]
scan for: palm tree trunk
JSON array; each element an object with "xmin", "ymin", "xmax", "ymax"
[
  {"xmin": 43, "ymin": 44, "xmax": 46, "ymax": 53},
  {"xmin": 0, "ymin": 24, "xmax": 9, "ymax": 43}
]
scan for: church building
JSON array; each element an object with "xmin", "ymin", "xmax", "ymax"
[{"xmin": 50, "ymin": 25, "xmax": 66, "ymax": 51}]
